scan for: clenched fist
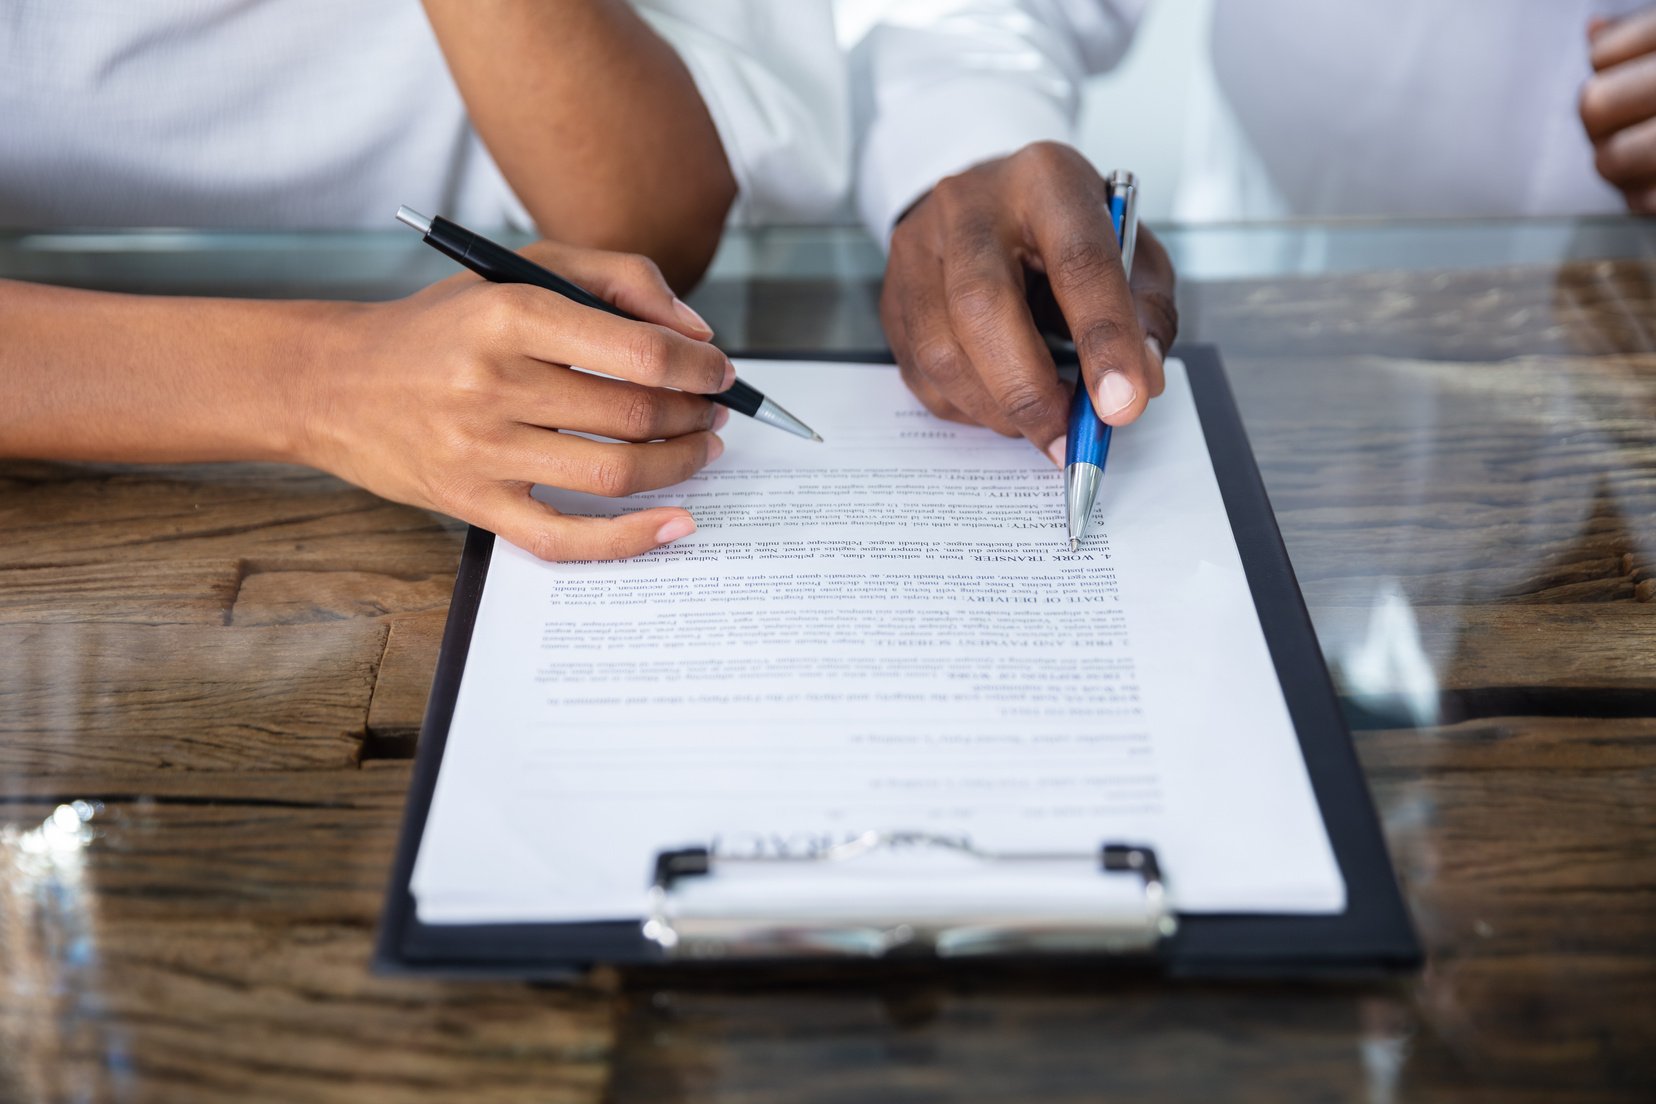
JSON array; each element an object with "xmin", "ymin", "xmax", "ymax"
[{"xmin": 1583, "ymin": 6, "xmax": 1656, "ymax": 212}]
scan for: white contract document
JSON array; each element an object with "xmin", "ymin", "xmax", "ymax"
[{"xmin": 411, "ymin": 358, "xmax": 1346, "ymax": 924}]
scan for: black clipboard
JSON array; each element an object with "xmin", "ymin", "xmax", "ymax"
[{"xmin": 374, "ymin": 345, "xmax": 1421, "ymax": 979}]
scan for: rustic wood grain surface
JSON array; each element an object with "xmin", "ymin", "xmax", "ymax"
[{"xmin": 1, "ymin": 236, "xmax": 1653, "ymax": 1103}]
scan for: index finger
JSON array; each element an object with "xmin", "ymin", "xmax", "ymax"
[
  {"xmin": 484, "ymin": 283, "xmax": 734, "ymax": 394},
  {"xmin": 940, "ymin": 221, "xmax": 1072, "ymax": 455},
  {"xmin": 1591, "ymin": 8, "xmax": 1656, "ymax": 72},
  {"xmin": 518, "ymin": 242, "xmax": 714, "ymax": 341},
  {"xmin": 1022, "ymin": 170, "xmax": 1154, "ymax": 428}
]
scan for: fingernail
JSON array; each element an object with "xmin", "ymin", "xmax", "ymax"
[
  {"xmin": 707, "ymin": 434, "xmax": 725, "ymax": 462},
  {"xmin": 720, "ymin": 359, "xmax": 737, "ymax": 391},
  {"xmin": 654, "ymin": 515, "xmax": 696, "ymax": 545},
  {"xmin": 711, "ymin": 405, "xmax": 730, "ymax": 430},
  {"xmin": 1045, "ymin": 435, "xmax": 1067, "ymax": 467},
  {"xmin": 672, "ymin": 297, "xmax": 713, "ymax": 337},
  {"xmin": 1096, "ymin": 371, "xmax": 1137, "ymax": 417},
  {"xmin": 1144, "ymin": 336, "xmax": 1164, "ymax": 370}
]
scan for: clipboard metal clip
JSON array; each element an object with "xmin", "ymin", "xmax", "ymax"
[{"xmin": 642, "ymin": 831, "xmax": 1177, "ymax": 961}]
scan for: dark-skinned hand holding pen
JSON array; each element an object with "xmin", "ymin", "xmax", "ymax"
[{"xmin": 881, "ymin": 141, "xmax": 1178, "ymax": 463}]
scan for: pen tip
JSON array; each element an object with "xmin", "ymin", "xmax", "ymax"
[
  {"xmin": 1070, "ymin": 538, "xmax": 1079, "ymax": 553},
  {"xmin": 811, "ymin": 433, "xmax": 824, "ymax": 443}
]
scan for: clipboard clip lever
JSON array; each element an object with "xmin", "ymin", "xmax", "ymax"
[{"xmin": 642, "ymin": 831, "xmax": 1177, "ymax": 960}]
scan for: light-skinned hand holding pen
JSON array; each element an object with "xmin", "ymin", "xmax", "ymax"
[
  {"xmin": 0, "ymin": 241, "xmax": 732, "ymax": 561},
  {"xmin": 0, "ymin": 0, "xmax": 746, "ymax": 564}
]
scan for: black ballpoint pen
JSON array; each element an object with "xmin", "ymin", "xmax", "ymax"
[{"xmin": 395, "ymin": 206, "xmax": 821, "ymax": 442}]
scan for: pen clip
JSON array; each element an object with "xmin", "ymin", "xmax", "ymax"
[{"xmin": 1106, "ymin": 171, "xmax": 1139, "ymax": 278}]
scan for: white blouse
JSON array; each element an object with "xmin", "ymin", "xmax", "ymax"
[
  {"xmin": 0, "ymin": 0, "xmax": 847, "ymax": 230},
  {"xmin": 1, "ymin": 1, "xmax": 1636, "ymax": 238}
]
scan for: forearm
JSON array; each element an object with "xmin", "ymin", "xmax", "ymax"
[
  {"xmin": 0, "ymin": 280, "xmax": 335, "ymax": 465},
  {"xmin": 423, "ymin": 0, "xmax": 736, "ymax": 289},
  {"xmin": 0, "ymin": 236, "xmax": 735, "ymax": 564}
]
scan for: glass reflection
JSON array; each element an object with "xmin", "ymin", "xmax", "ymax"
[
  {"xmin": 0, "ymin": 799, "xmax": 129, "ymax": 1104},
  {"xmin": 1359, "ymin": 996, "xmax": 1415, "ymax": 1104},
  {"xmin": 1336, "ymin": 583, "xmax": 1439, "ymax": 728}
]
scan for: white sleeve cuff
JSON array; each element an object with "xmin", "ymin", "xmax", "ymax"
[{"xmin": 857, "ymin": 78, "xmax": 1074, "ymax": 247}]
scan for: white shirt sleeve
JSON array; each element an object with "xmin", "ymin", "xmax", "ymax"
[
  {"xmin": 853, "ymin": 0, "xmax": 1147, "ymax": 244},
  {"xmin": 634, "ymin": 0, "xmax": 850, "ymax": 225}
]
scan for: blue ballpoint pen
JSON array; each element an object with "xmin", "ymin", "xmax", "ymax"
[{"xmin": 1064, "ymin": 170, "xmax": 1139, "ymax": 551}]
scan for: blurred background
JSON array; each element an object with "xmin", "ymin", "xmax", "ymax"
[
  {"xmin": 836, "ymin": 0, "xmax": 1214, "ymax": 223},
  {"xmin": 833, "ymin": 0, "xmax": 1634, "ymax": 226},
  {"xmin": 1077, "ymin": 0, "xmax": 1212, "ymax": 222}
]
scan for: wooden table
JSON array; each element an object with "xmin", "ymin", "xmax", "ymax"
[{"xmin": 2, "ymin": 221, "xmax": 1652, "ymax": 1102}]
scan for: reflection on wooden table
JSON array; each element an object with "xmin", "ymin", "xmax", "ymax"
[{"xmin": 1, "ymin": 235, "xmax": 1653, "ymax": 1102}]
